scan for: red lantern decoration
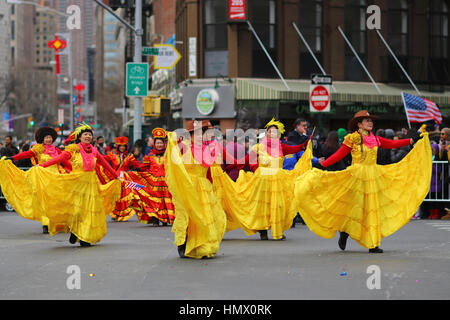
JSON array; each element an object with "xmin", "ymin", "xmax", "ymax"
[
  {"xmin": 47, "ymin": 35, "xmax": 67, "ymax": 75},
  {"xmin": 74, "ymin": 83, "xmax": 86, "ymax": 106}
]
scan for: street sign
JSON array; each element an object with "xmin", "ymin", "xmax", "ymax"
[
  {"xmin": 58, "ymin": 109, "xmax": 64, "ymax": 125},
  {"xmin": 126, "ymin": 63, "xmax": 149, "ymax": 97},
  {"xmin": 228, "ymin": 0, "xmax": 247, "ymax": 22},
  {"xmin": 154, "ymin": 44, "xmax": 181, "ymax": 70},
  {"xmin": 311, "ymin": 74, "xmax": 333, "ymax": 85},
  {"xmin": 310, "ymin": 85, "xmax": 331, "ymax": 113},
  {"xmin": 142, "ymin": 47, "xmax": 159, "ymax": 56}
]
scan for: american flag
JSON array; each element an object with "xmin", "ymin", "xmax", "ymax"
[
  {"xmin": 121, "ymin": 179, "xmax": 145, "ymax": 191},
  {"xmin": 402, "ymin": 92, "xmax": 442, "ymax": 125}
]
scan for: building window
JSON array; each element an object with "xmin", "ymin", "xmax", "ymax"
[
  {"xmin": 429, "ymin": 0, "xmax": 449, "ymax": 84},
  {"xmin": 344, "ymin": 0, "xmax": 367, "ymax": 81},
  {"xmin": 203, "ymin": 0, "xmax": 228, "ymax": 78},
  {"xmin": 11, "ymin": 47, "xmax": 15, "ymax": 66},
  {"xmin": 251, "ymin": 0, "xmax": 277, "ymax": 78},
  {"xmin": 388, "ymin": 0, "xmax": 408, "ymax": 56},
  {"xmin": 298, "ymin": 0, "xmax": 323, "ymax": 79},
  {"xmin": 386, "ymin": 0, "xmax": 409, "ymax": 83},
  {"xmin": 11, "ymin": 21, "xmax": 15, "ymax": 41}
]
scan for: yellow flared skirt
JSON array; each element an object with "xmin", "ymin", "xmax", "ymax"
[
  {"xmin": 165, "ymin": 134, "xmax": 227, "ymax": 259},
  {"xmin": 0, "ymin": 159, "xmax": 49, "ymax": 225},
  {"xmin": 211, "ymin": 143, "xmax": 313, "ymax": 240},
  {"xmin": 0, "ymin": 160, "xmax": 121, "ymax": 244},
  {"xmin": 293, "ymin": 136, "xmax": 432, "ymax": 249}
]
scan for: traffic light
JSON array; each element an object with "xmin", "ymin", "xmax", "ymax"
[
  {"xmin": 108, "ymin": 0, "xmax": 133, "ymax": 10},
  {"xmin": 107, "ymin": 0, "xmax": 152, "ymax": 15},
  {"xmin": 27, "ymin": 117, "xmax": 35, "ymax": 129},
  {"xmin": 143, "ymin": 96, "xmax": 170, "ymax": 117}
]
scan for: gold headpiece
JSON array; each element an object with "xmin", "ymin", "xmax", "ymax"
[
  {"xmin": 65, "ymin": 122, "xmax": 93, "ymax": 144},
  {"xmin": 264, "ymin": 118, "xmax": 285, "ymax": 137}
]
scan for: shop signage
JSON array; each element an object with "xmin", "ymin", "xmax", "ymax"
[
  {"xmin": 196, "ymin": 89, "xmax": 219, "ymax": 116},
  {"xmin": 228, "ymin": 0, "xmax": 247, "ymax": 22}
]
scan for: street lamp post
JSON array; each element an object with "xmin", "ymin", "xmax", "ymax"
[
  {"xmin": 92, "ymin": 0, "xmax": 145, "ymax": 143},
  {"xmin": 133, "ymin": 0, "xmax": 143, "ymax": 142}
]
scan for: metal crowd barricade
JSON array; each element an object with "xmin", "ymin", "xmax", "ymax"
[{"xmin": 423, "ymin": 161, "xmax": 450, "ymax": 202}]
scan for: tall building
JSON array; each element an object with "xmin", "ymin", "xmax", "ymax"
[
  {"xmin": 7, "ymin": 2, "xmax": 36, "ymax": 138},
  {"xmin": 54, "ymin": 0, "xmax": 96, "ymax": 94},
  {"xmin": 34, "ymin": 0, "xmax": 57, "ymax": 67},
  {"xmin": 172, "ymin": 0, "xmax": 450, "ymax": 132},
  {"xmin": 0, "ymin": 0, "xmax": 10, "ymax": 131},
  {"xmin": 0, "ymin": 1, "xmax": 10, "ymax": 90},
  {"xmin": 93, "ymin": 9, "xmax": 126, "ymax": 136},
  {"xmin": 32, "ymin": 1, "xmax": 58, "ymax": 127}
]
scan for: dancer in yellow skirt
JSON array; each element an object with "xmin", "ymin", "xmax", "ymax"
[
  {"xmin": 294, "ymin": 110, "xmax": 432, "ymax": 253},
  {"xmin": 211, "ymin": 118, "xmax": 312, "ymax": 241},
  {"xmin": 165, "ymin": 120, "xmax": 230, "ymax": 259},
  {"xmin": 0, "ymin": 127, "xmax": 71, "ymax": 234},
  {"xmin": 34, "ymin": 123, "xmax": 121, "ymax": 246}
]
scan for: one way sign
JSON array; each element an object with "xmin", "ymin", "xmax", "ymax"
[{"xmin": 311, "ymin": 74, "xmax": 333, "ymax": 85}]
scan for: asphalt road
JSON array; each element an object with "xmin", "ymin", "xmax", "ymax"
[{"xmin": 0, "ymin": 210, "xmax": 449, "ymax": 300}]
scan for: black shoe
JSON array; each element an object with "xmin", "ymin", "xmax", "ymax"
[
  {"xmin": 69, "ymin": 233, "xmax": 78, "ymax": 244},
  {"xmin": 42, "ymin": 226, "xmax": 49, "ymax": 234},
  {"xmin": 338, "ymin": 232, "xmax": 349, "ymax": 251},
  {"xmin": 369, "ymin": 247, "xmax": 383, "ymax": 253},
  {"xmin": 177, "ymin": 243, "xmax": 186, "ymax": 258},
  {"xmin": 259, "ymin": 230, "xmax": 268, "ymax": 241},
  {"xmin": 80, "ymin": 241, "xmax": 91, "ymax": 247}
]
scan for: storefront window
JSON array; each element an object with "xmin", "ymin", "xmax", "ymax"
[
  {"xmin": 344, "ymin": 0, "xmax": 367, "ymax": 81},
  {"xmin": 204, "ymin": 0, "xmax": 228, "ymax": 78},
  {"xmin": 298, "ymin": 0, "xmax": 323, "ymax": 79},
  {"xmin": 251, "ymin": 0, "xmax": 277, "ymax": 78}
]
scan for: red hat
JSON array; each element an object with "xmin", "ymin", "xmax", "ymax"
[
  {"xmin": 185, "ymin": 120, "xmax": 213, "ymax": 132},
  {"xmin": 348, "ymin": 110, "xmax": 378, "ymax": 132},
  {"xmin": 115, "ymin": 136, "xmax": 129, "ymax": 145},
  {"xmin": 152, "ymin": 128, "xmax": 167, "ymax": 140}
]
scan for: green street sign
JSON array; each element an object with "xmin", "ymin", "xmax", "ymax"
[
  {"xmin": 126, "ymin": 63, "xmax": 149, "ymax": 97},
  {"xmin": 142, "ymin": 47, "xmax": 159, "ymax": 56}
]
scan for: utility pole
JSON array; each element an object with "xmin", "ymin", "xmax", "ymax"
[
  {"xmin": 92, "ymin": 0, "xmax": 144, "ymax": 142},
  {"xmin": 133, "ymin": 0, "xmax": 143, "ymax": 142}
]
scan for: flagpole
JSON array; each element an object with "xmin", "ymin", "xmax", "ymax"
[
  {"xmin": 292, "ymin": 22, "xmax": 337, "ymax": 93},
  {"xmin": 337, "ymin": 26, "xmax": 382, "ymax": 94},
  {"xmin": 247, "ymin": 20, "xmax": 291, "ymax": 91},
  {"xmin": 376, "ymin": 30, "xmax": 421, "ymax": 96},
  {"xmin": 401, "ymin": 92, "xmax": 412, "ymax": 129}
]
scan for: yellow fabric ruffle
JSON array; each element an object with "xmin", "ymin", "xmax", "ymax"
[
  {"xmin": 211, "ymin": 141, "xmax": 313, "ymax": 239},
  {"xmin": 0, "ymin": 159, "xmax": 48, "ymax": 224},
  {"xmin": 293, "ymin": 134, "xmax": 432, "ymax": 249},
  {"xmin": 164, "ymin": 132, "xmax": 226, "ymax": 259},
  {"xmin": 16, "ymin": 163, "xmax": 120, "ymax": 244}
]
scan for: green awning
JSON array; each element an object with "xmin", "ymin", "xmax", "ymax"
[{"xmin": 235, "ymin": 78, "xmax": 450, "ymax": 106}]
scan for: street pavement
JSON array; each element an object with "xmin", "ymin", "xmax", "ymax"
[{"xmin": 0, "ymin": 210, "xmax": 449, "ymax": 300}]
